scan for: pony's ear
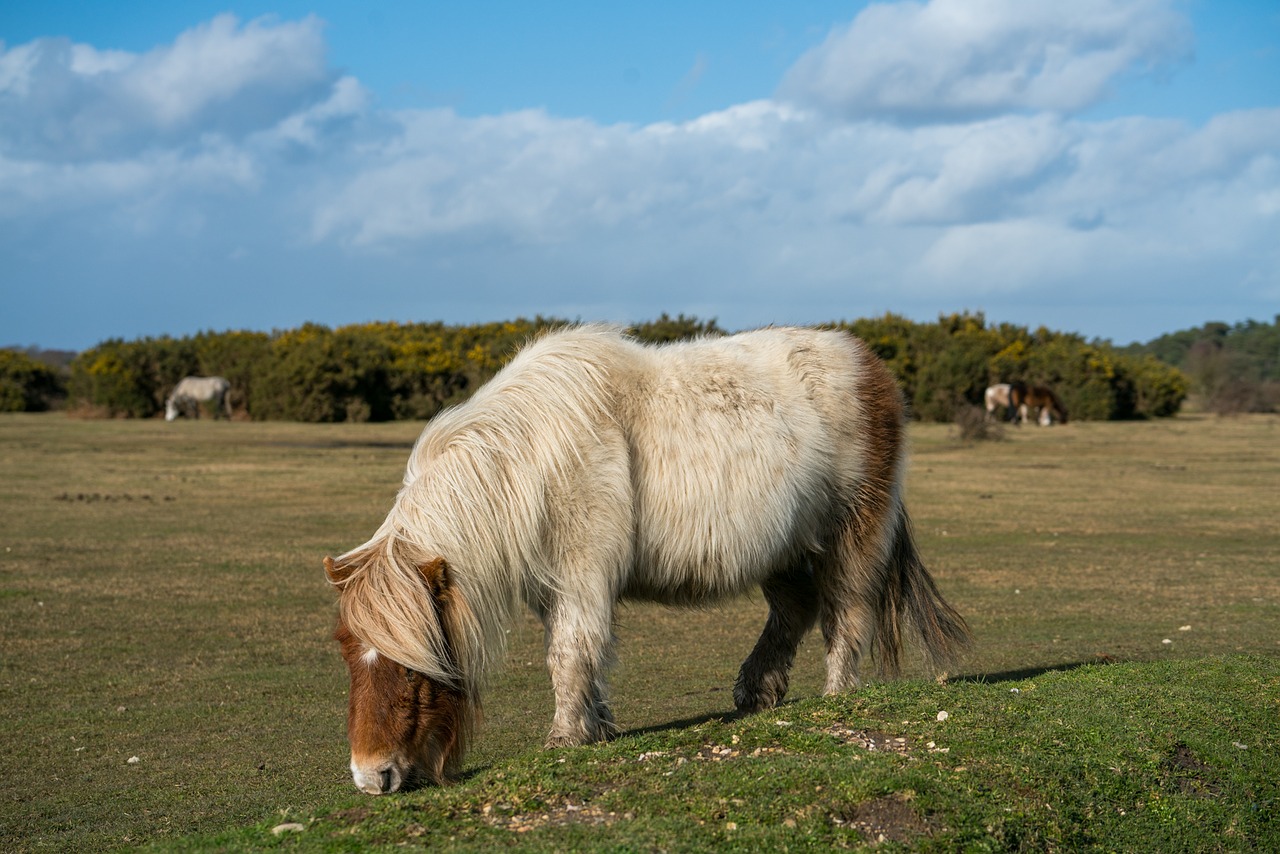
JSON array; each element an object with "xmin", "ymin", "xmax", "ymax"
[
  {"xmin": 418, "ymin": 557, "xmax": 450, "ymax": 596},
  {"xmin": 324, "ymin": 555, "xmax": 356, "ymax": 588},
  {"xmin": 418, "ymin": 556, "xmax": 476, "ymax": 680}
]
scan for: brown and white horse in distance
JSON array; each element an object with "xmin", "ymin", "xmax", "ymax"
[
  {"xmin": 1015, "ymin": 385, "xmax": 1068, "ymax": 425},
  {"xmin": 988, "ymin": 382, "xmax": 1068, "ymax": 426}
]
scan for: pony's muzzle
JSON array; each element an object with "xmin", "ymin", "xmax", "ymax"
[{"xmin": 351, "ymin": 758, "xmax": 403, "ymax": 795}]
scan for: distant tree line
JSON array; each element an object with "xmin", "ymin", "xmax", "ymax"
[
  {"xmin": 4, "ymin": 311, "xmax": 1189, "ymax": 421},
  {"xmin": 1122, "ymin": 316, "xmax": 1280, "ymax": 414}
]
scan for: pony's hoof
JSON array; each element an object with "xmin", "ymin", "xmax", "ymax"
[
  {"xmin": 733, "ymin": 670, "xmax": 788, "ymax": 713},
  {"xmin": 544, "ymin": 735, "xmax": 581, "ymax": 749},
  {"xmin": 734, "ymin": 697, "xmax": 774, "ymax": 714},
  {"xmin": 733, "ymin": 686, "xmax": 783, "ymax": 714}
]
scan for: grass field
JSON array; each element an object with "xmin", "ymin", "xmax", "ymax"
[{"xmin": 1, "ymin": 412, "xmax": 1276, "ymax": 851}]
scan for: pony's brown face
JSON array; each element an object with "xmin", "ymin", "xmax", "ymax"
[{"xmin": 333, "ymin": 617, "xmax": 467, "ymax": 794}]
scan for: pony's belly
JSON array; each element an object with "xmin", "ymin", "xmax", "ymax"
[
  {"xmin": 618, "ymin": 560, "xmax": 769, "ymax": 606},
  {"xmin": 622, "ymin": 491, "xmax": 824, "ymax": 606}
]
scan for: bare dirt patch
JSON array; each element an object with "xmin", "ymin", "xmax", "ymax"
[
  {"xmin": 832, "ymin": 791, "xmax": 941, "ymax": 845},
  {"xmin": 1162, "ymin": 743, "xmax": 1222, "ymax": 800},
  {"xmin": 826, "ymin": 726, "xmax": 913, "ymax": 755}
]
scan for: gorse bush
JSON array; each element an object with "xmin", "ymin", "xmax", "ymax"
[
  {"xmin": 836, "ymin": 312, "xmax": 1188, "ymax": 422},
  {"xmin": 0, "ymin": 348, "xmax": 66, "ymax": 412},
  {"xmin": 65, "ymin": 313, "xmax": 1189, "ymax": 422},
  {"xmin": 68, "ymin": 332, "xmax": 271, "ymax": 418}
]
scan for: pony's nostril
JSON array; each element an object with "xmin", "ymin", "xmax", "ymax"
[{"xmin": 352, "ymin": 760, "xmax": 398, "ymax": 795}]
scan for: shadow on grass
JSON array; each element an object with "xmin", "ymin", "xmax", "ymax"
[
  {"xmin": 621, "ymin": 709, "xmax": 743, "ymax": 740},
  {"xmin": 949, "ymin": 654, "xmax": 1120, "ymax": 685},
  {"xmin": 444, "ymin": 709, "xmax": 748, "ymax": 786}
]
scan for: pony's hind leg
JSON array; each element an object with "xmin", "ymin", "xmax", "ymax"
[
  {"xmin": 814, "ymin": 505, "xmax": 899, "ymax": 695},
  {"xmin": 733, "ymin": 564, "xmax": 819, "ymax": 713}
]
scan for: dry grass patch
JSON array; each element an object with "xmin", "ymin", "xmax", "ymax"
[{"xmin": 1, "ymin": 412, "xmax": 1277, "ymax": 850}]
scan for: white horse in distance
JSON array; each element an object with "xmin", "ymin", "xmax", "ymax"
[{"xmin": 165, "ymin": 376, "xmax": 231, "ymax": 421}]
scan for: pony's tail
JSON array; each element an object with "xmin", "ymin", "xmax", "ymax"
[{"xmin": 875, "ymin": 507, "xmax": 971, "ymax": 677}]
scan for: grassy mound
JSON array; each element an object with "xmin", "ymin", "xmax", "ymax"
[{"xmin": 195, "ymin": 656, "xmax": 1278, "ymax": 852}]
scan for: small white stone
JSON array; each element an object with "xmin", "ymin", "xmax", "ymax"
[
  {"xmin": 127, "ymin": 756, "xmax": 140, "ymax": 764},
  {"xmin": 936, "ymin": 711, "xmax": 949, "ymax": 722},
  {"xmin": 1162, "ymin": 639, "xmax": 1172, "ymax": 645},
  {"xmin": 271, "ymin": 823, "xmax": 305, "ymax": 836}
]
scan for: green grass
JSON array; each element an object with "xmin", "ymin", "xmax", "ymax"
[
  {"xmin": 194, "ymin": 656, "xmax": 1280, "ymax": 852},
  {"xmin": 1, "ymin": 413, "xmax": 1277, "ymax": 851}
]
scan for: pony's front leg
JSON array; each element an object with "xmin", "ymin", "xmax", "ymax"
[{"xmin": 541, "ymin": 603, "xmax": 619, "ymax": 748}]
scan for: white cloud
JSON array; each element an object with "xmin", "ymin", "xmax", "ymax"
[
  {"xmin": 0, "ymin": 14, "xmax": 335, "ymax": 160},
  {"xmin": 119, "ymin": 13, "xmax": 331, "ymax": 129},
  {"xmin": 68, "ymin": 43, "xmax": 133, "ymax": 76},
  {"xmin": 259, "ymin": 75, "xmax": 370, "ymax": 150},
  {"xmin": 309, "ymin": 103, "xmax": 816, "ymax": 247},
  {"xmin": 306, "ymin": 102, "xmax": 1279, "ymax": 253},
  {"xmin": 0, "ymin": 15, "xmax": 366, "ymax": 227},
  {"xmin": 862, "ymin": 114, "xmax": 1076, "ymax": 225},
  {"xmin": 778, "ymin": 0, "xmax": 1193, "ymax": 122},
  {"xmin": 916, "ymin": 218, "xmax": 1120, "ymax": 292},
  {"xmin": 0, "ymin": 142, "xmax": 258, "ymax": 221}
]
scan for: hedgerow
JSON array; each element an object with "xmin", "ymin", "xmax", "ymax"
[
  {"xmin": 835, "ymin": 312, "xmax": 1187, "ymax": 421},
  {"xmin": 64, "ymin": 312, "xmax": 1187, "ymax": 422},
  {"xmin": 0, "ymin": 348, "xmax": 66, "ymax": 412}
]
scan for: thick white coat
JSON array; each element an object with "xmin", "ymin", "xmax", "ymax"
[{"xmin": 331, "ymin": 324, "xmax": 968, "ymax": 776}]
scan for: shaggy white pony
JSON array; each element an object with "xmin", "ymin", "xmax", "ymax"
[{"xmin": 327, "ymin": 325, "xmax": 969, "ymax": 793}]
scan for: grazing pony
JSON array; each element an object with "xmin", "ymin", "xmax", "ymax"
[
  {"xmin": 1015, "ymin": 385, "xmax": 1068, "ymax": 426},
  {"xmin": 325, "ymin": 325, "xmax": 970, "ymax": 794},
  {"xmin": 164, "ymin": 376, "xmax": 231, "ymax": 421},
  {"xmin": 984, "ymin": 382, "xmax": 1026, "ymax": 422}
]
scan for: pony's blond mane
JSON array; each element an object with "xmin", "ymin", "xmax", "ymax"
[{"xmin": 332, "ymin": 324, "xmax": 625, "ymax": 689}]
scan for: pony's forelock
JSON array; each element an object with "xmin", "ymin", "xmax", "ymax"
[{"xmin": 333, "ymin": 540, "xmax": 470, "ymax": 689}]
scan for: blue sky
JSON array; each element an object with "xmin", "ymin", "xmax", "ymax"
[{"xmin": 2, "ymin": 0, "xmax": 1278, "ymax": 350}]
